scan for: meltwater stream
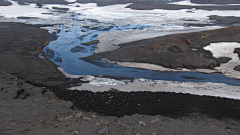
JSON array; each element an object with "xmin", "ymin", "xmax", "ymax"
[{"xmin": 44, "ymin": 21, "xmax": 240, "ymax": 86}]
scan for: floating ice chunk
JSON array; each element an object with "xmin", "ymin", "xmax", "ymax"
[
  {"xmin": 186, "ymin": 8, "xmax": 196, "ymax": 13},
  {"xmin": 65, "ymin": 0, "xmax": 77, "ymax": 2},
  {"xmin": 81, "ymin": 75, "xmax": 95, "ymax": 81},
  {"xmin": 40, "ymin": 26, "xmax": 59, "ymax": 34},
  {"xmin": 134, "ymin": 78, "xmax": 153, "ymax": 83},
  {"xmin": 89, "ymin": 77, "xmax": 124, "ymax": 86}
]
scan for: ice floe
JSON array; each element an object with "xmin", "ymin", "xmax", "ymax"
[{"xmin": 65, "ymin": 0, "xmax": 77, "ymax": 3}]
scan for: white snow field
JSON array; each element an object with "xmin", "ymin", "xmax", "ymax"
[{"xmin": 204, "ymin": 42, "xmax": 240, "ymax": 79}]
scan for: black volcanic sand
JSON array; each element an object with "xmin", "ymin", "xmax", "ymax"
[
  {"xmin": 191, "ymin": 0, "xmax": 240, "ymax": 4},
  {"xmin": 208, "ymin": 15, "xmax": 240, "ymax": 26},
  {"xmin": 234, "ymin": 65, "xmax": 240, "ymax": 71},
  {"xmin": 2, "ymin": 70, "xmax": 240, "ymax": 135},
  {"xmin": 52, "ymin": 88, "xmax": 240, "ymax": 120},
  {"xmin": 0, "ymin": 0, "xmax": 12, "ymax": 6},
  {"xmin": 234, "ymin": 48, "xmax": 240, "ymax": 57},
  {"xmin": 127, "ymin": 2, "xmax": 240, "ymax": 10},
  {"xmin": 187, "ymin": 16, "xmax": 240, "ymax": 27},
  {"xmin": 12, "ymin": 0, "xmax": 69, "ymax": 5},
  {"xmin": 82, "ymin": 26, "xmax": 240, "ymax": 70},
  {"xmin": 1, "ymin": 1, "xmax": 240, "ymax": 133},
  {"xmin": 0, "ymin": 22, "xmax": 71, "ymax": 87}
]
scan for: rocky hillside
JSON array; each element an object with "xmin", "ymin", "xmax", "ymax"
[{"xmin": 82, "ymin": 26, "xmax": 240, "ymax": 70}]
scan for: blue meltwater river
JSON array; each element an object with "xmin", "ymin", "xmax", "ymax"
[{"xmin": 43, "ymin": 20, "xmax": 240, "ymax": 86}]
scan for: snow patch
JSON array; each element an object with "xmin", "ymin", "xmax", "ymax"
[
  {"xmin": 0, "ymin": 0, "xmax": 51, "ymax": 18},
  {"xmin": 69, "ymin": 79, "xmax": 240, "ymax": 100},
  {"xmin": 89, "ymin": 77, "xmax": 126, "ymax": 86},
  {"xmin": 57, "ymin": 67, "xmax": 84, "ymax": 78},
  {"xmin": 97, "ymin": 26, "xmax": 222, "ymax": 53},
  {"xmin": 81, "ymin": 75, "xmax": 95, "ymax": 81},
  {"xmin": 204, "ymin": 42, "xmax": 240, "ymax": 79},
  {"xmin": 101, "ymin": 58, "xmax": 190, "ymax": 72}
]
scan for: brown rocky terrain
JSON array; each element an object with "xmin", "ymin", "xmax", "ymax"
[{"xmin": 82, "ymin": 26, "xmax": 240, "ymax": 70}]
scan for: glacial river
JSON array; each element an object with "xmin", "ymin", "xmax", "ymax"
[
  {"xmin": 1, "ymin": 0, "xmax": 239, "ymax": 85},
  {"xmin": 43, "ymin": 20, "xmax": 240, "ymax": 86}
]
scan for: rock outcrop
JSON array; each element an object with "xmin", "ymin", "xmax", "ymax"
[
  {"xmin": 82, "ymin": 26, "xmax": 240, "ymax": 70},
  {"xmin": 234, "ymin": 65, "xmax": 240, "ymax": 71}
]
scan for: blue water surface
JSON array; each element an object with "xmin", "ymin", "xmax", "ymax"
[{"xmin": 43, "ymin": 20, "xmax": 240, "ymax": 86}]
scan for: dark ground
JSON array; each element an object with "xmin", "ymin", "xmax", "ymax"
[
  {"xmin": 127, "ymin": 2, "xmax": 240, "ymax": 10},
  {"xmin": 0, "ymin": 0, "xmax": 240, "ymax": 134},
  {"xmin": 2, "ymin": 0, "xmax": 240, "ymax": 10},
  {"xmin": 2, "ymin": 21, "xmax": 237, "ymax": 124},
  {"xmin": 82, "ymin": 26, "xmax": 240, "ymax": 70},
  {"xmin": 0, "ymin": 0, "xmax": 11, "ymax": 6},
  {"xmin": 52, "ymin": 88, "xmax": 240, "ymax": 120},
  {"xmin": 0, "ymin": 22, "xmax": 70, "ymax": 87},
  {"xmin": 2, "ymin": 69, "xmax": 240, "ymax": 135},
  {"xmin": 191, "ymin": 0, "xmax": 240, "ymax": 4}
]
